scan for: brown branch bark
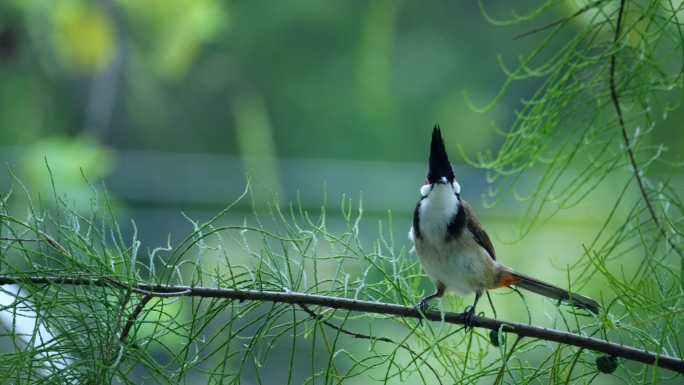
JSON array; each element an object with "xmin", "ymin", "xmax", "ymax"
[
  {"xmin": 0, "ymin": 237, "xmax": 42, "ymax": 242},
  {"xmin": 97, "ymin": 291, "xmax": 132, "ymax": 385},
  {"xmin": 1, "ymin": 275, "xmax": 682, "ymax": 373},
  {"xmin": 609, "ymin": 0, "xmax": 682, "ymax": 260}
]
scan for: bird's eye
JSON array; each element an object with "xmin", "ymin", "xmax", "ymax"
[{"xmin": 425, "ymin": 178, "xmax": 430, "ymax": 185}]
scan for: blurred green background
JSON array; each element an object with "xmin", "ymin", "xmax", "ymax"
[
  {"xmin": 1, "ymin": 0, "xmax": 681, "ymax": 383},
  {"xmin": 0, "ymin": 0, "xmax": 554, "ymax": 247},
  {"xmin": 0, "ymin": 0, "xmax": 593, "ymax": 242}
]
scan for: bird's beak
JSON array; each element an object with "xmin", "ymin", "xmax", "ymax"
[{"xmin": 434, "ymin": 176, "xmax": 448, "ymax": 185}]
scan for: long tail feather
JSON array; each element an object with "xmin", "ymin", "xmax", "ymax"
[{"xmin": 509, "ymin": 271, "xmax": 601, "ymax": 314}]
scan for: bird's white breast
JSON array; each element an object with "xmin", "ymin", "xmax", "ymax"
[
  {"xmin": 409, "ymin": 184, "xmax": 497, "ymax": 297},
  {"xmin": 416, "ymin": 183, "xmax": 459, "ymax": 243}
]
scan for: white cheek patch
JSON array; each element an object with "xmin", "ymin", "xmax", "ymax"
[
  {"xmin": 452, "ymin": 181, "xmax": 461, "ymax": 194},
  {"xmin": 416, "ymin": 184, "xmax": 460, "ymax": 244},
  {"xmin": 420, "ymin": 184, "xmax": 431, "ymax": 197}
]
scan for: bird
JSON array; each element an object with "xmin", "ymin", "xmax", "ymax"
[{"xmin": 408, "ymin": 125, "xmax": 601, "ymax": 325}]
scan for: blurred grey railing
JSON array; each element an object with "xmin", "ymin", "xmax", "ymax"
[{"xmin": 106, "ymin": 150, "xmax": 491, "ymax": 214}]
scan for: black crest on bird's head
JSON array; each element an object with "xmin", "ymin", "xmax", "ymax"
[{"xmin": 427, "ymin": 125, "xmax": 455, "ymax": 184}]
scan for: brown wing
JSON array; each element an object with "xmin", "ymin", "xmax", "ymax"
[{"xmin": 461, "ymin": 200, "xmax": 496, "ymax": 260}]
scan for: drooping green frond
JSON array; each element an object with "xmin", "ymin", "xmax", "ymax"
[
  {"xmin": 463, "ymin": 0, "xmax": 684, "ymax": 382},
  {"xmin": 1, "ymin": 1, "xmax": 683, "ymax": 383},
  {"xmin": 0, "ymin": 169, "xmax": 623, "ymax": 383}
]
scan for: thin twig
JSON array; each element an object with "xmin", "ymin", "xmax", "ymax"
[
  {"xmin": 297, "ymin": 303, "xmax": 443, "ymax": 385},
  {"xmin": 93, "ymin": 293, "xmax": 154, "ymax": 384},
  {"xmin": 98, "ymin": 291, "xmax": 132, "ymax": 384},
  {"xmin": 0, "ymin": 237, "xmax": 43, "ymax": 242},
  {"xmin": 111, "ymin": 292, "xmax": 131, "ymax": 345},
  {"xmin": 118, "ymin": 294, "xmax": 153, "ymax": 344},
  {"xmin": 315, "ymin": 320, "xmax": 341, "ymax": 380},
  {"xmin": 0, "ymin": 275, "xmax": 682, "ymax": 373},
  {"xmin": 38, "ymin": 229, "xmax": 71, "ymax": 257},
  {"xmin": 565, "ymin": 348, "xmax": 585, "ymax": 385},
  {"xmin": 609, "ymin": 0, "xmax": 682, "ymax": 259},
  {"xmin": 513, "ymin": 0, "xmax": 608, "ymax": 40},
  {"xmin": 493, "ymin": 334, "xmax": 523, "ymax": 385},
  {"xmin": 0, "ymin": 215, "xmax": 71, "ymax": 257},
  {"xmin": 96, "ymin": 293, "xmax": 154, "ymax": 384}
]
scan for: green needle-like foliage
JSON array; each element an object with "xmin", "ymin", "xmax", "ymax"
[
  {"xmin": 464, "ymin": 0, "xmax": 684, "ymax": 382},
  {"xmin": 1, "ymin": 1, "xmax": 683, "ymax": 383}
]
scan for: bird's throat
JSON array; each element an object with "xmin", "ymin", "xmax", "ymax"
[{"xmin": 417, "ymin": 185, "xmax": 460, "ymax": 242}]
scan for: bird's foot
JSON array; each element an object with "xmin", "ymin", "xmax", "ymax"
[
  {"xmin": 414, "ymin": 298, "xmax": 430, "ymax": 325},
  {"xmin": 460, "ymin": 306, "xmax": 476, "ymax": 329}
]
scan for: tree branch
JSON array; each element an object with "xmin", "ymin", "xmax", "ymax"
[
  {"xmin": 0, "ymin": 237, "xmax": 43, "ymax": 242},
  {"xmin": 98, "ymin": 291, "xmax": 132, "ymax": 384},
  {"xmin": 513, "ymin": 0, "xmax": 608, "ymax": 40},
  {"xmin": 609, "ymin": 0, "xmax": 682, "ymax": 259},
  {"xmin": 493, "ymin": 334, "xmax": 523, "ymax": 385},
  {"xmin": 1, "ymin": 275, "xmax": 682, "ymax": 373}
]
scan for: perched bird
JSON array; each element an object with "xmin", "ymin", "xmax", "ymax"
[{"xmin": 408, "ymin": 126, "xmax": 601, "ymax": 325}]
